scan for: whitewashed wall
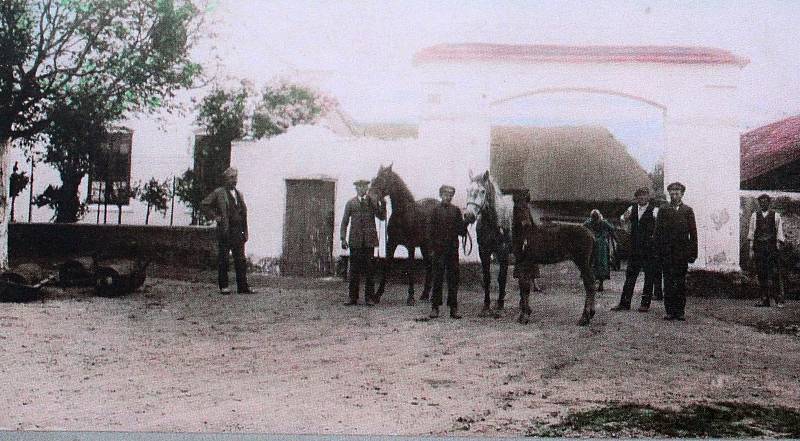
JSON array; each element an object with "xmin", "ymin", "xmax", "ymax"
[
  {"xmin": 8, "ymin": 114, "xmax": 196, "ymax": 226},
  {"xmin": 417, "ymin": 60, "xmax": 745, "ymax": 271},
  {"xmin": 231, "ymin": 125, "xmax": 481, "ymax": 263}
]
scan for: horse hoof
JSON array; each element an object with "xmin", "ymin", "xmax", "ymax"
[
  {"xmin": 517, "ymin": 313, "xmax": 530, "ymax": 325},
  {"xmin": 589, "ymin": 310, "xmax": 596, "ymax": 319},
  {"xmin": 420, "ymin": 293, "xmax": 430, "ymax": 302},
  {"xmin": 577, "ymin": 316, "xmax": 590, "ymax": 326},
  {"xmin": 479, "ymin": 307, "xmax": 492, "ymax": 318},
  {"xmin": 406, "ymin": 296, "xmax": 416, "ymax": 306}
]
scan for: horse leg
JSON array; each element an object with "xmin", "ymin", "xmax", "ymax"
[
  {"xmin": 517, "ymin": 272, "xmax": 531, "ymax": 325},
  {"xmin": 497, "ymin": 248, "xmax": 509, "ymax": 312},
  {"xmin": 376, "ymin": 240, "xmax": 397, "ymax": 298},
  {"xmin": 405, "ymin": 245, "xmax": 416, "ymax": 306},
  {"xmin": 420, "ymin": 247, "xmax": 432, "ymax": 301},
  {"xmin": 478, "ymin": 248, "xmax": 492, "ymax": 317},
  {"xmin": 577, "ymin": 255, "xmax": 596, "ymax": 326}
]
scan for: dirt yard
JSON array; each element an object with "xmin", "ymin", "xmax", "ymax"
[{"xmin": 2, "ymin": 263, "xmax": 799, "ymax": 436}]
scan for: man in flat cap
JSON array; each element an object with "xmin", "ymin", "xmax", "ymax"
[
  {"xmin": 429, "ymin": 185, "xmax": 468, "ymax": 319},
  {"xmin": 341, "ymin": 179, "xmax": 386, "ymax": 306},
  {"xmin": 652, "ymin": 182, "xmax": 697, "ymax": 321},
  {"xmin": 201, "ymin": 167, "xmax": 253, "ymax": 295},
  {"xmin": 613, "ymin": 186, "xmax": 659, "ymax": 312},
  {"xmin": 747, "ymin": 194, "xmax": 786, "ymax": 308}
]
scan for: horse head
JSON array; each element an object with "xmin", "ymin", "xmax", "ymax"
[
  {"xmin": 368, "ymin": 163, "xmax": 394, "ymax": 200},
  {"xmin": 464, "ymin": 170, "xmax": 491, "ymax": 224}
]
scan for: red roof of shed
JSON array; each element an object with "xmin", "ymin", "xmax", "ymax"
[
  {"xmin": 414, "ymin": 43, "xmax": 749, "ymax": 67},
  {"xmin": 741, "ymin": 116, "xmax": 800, "ymax": 183}
]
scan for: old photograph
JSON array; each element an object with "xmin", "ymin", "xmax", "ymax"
[{"xmin": 1, "ymin": 0, "xmax": 799, "ymax": 437}]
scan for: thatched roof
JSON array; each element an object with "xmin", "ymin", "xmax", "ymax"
[{"xmin": 490, "ymin": 125, "xmax": 653, "ymax": 201}]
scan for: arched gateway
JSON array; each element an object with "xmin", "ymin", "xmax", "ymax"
[{"xmin": 414, "ymin": 43, "xmax": 749, "ymax": 272}]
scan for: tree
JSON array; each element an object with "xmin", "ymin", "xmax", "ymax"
[
  {"xmin": 9, "ymin": 161, "xmax": 30, "ymax": 222},
  {"xmin": 174, "ymin": 168, "xmax": 208, "ymax": 225},
  {"xmin": 111, "ymin": 182, "xmax": 135, "ymax": 224},
  {"xmin": 251, "ymin": 81, "xmax": 338, "ymax": 138},
  {"xmin": 134, "ymin": 178, "xmax": 170, "ymax": 225},
  {"xmin": 0, "ymin": 0, "xmax": 205, "ymax": 263},
  {"xmin": 649, "ymin": 159, "xmax": 665, "ymax": 197},
  {"xmin": 34, "ymin": 89, "xmax": 110, "ymax": 222}
]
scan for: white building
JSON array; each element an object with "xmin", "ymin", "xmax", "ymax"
[{"xmin": 13, "ymin": 43, "xmax": 750, "ymax": 274}]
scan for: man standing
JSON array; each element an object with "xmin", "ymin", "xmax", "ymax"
[
  {"xmin": 613, "ymin": 187, "xmax": 659, "ymax": 312},
  {"xmin": 201, "ymin": 167, "xmax": 253, "ymax": 295},
  {"xmin": 747, "ymin": 194, "xmax": 786, "ymax": 308},
  {"xmin": 429, "ymin": 185, "xmax": 467, "ymax": 319},
  {"xmin": 341, "ymin": 179, "xmax": 386, "ymax": 306},
  {"xmin": 653, "ymin": 182, "xmax": 697, "ymax": 321}
]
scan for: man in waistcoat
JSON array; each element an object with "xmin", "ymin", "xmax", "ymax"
[
  {"xmin": 653, "ymin": 182, "xmax": 697, "ymax": 321},
  {"xmin": 429, "ymin": 185, "xmax": 468, "ymax": 319},
  {"xmin": 201, "ymin": 167, "xmax": 253, "ymax": 295},
  {"xmin": 747, "ymin": 194, "xmax": 786, "ymax": 308},
  {"xmin": 341, "ymin": 179, "xmax": 386, "ymax": 306},
  {"xmin": 613, "ymin": 187, "xmax": 659, "ymax": 312}
]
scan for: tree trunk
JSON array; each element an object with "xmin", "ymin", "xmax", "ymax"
[
  {"xmin": 55, "ymin": 172, "xmax": 84, "ymax": 223},
  {"xmin": 0, "ymin": 137, "xmax": 10, "ymax": 269},
  {"xmin": 145, "ymin": 203, "xmax": 151, "ymax": 225},
  {"xmin": 117, "ymin": 205, "xmax": 123, "ymax": 224}
]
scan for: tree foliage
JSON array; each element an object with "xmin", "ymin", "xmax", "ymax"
[
  {"xmin": 134, "ymin": 177, "xmax": 170, "ymax": 225},
  {"xmin": 1, "ymin": 0, "xmax": 205, "ymax": 146}
]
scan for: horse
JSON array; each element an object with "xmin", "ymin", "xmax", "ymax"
[
  {"xmin": 368, "ymin": 164, "xmax": 438, "ymax": 305},
  {"xmin": 463, "ymin": 170, "xmax": 516, "ymax": 317},
  {"xmin": 512, "ymin": 192, "xmax": 597, "ymax": 326}
]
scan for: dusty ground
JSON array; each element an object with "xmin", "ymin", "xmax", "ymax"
[{"xmin": 1, "ymin": 262, "xmax": 799, "ymax": 436}]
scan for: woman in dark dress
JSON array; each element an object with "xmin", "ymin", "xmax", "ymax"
[{"xmin": 583, "ymin": 209, "xmax": 616, "ymax": 291}]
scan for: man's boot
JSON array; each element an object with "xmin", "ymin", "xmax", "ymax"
[
  {"xmin": 429, "ymin": 306, "xmax": 440, "ymax": 318},
  {"xmin": 450, "ymin": 306, "xmax": 462, "ymax": 319}
]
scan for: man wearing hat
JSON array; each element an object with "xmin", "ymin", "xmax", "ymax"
[
  {"xmin": 201, "ymin": 167, "xmax": 253, "ymax": 295},
  {"xmin": 747, "ymin": 194, "xmax": 786, "ymax": 308},
  {"xmin": 341, "ymin": 179, "xmax": 386, "ymax": 306},
  {"xmin": 429, "ymin": 185, "xmax": 468, "ymax": 319},
  {"xmin": 613, "ymin": 186, "xmax": 659, "ymax": 312},
  {"xmin": 652, "ymin": 182, "xmax": 697, "ymax": 321}
]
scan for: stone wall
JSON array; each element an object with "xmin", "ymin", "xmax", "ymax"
[{"xmin": 9, "ymin": 223, "xmax": 217, "ymax": 268}]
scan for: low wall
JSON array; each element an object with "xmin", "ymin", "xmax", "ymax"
[{"xmin": 9, "ymin": 223, "xmax": 217, "ymax": 268}]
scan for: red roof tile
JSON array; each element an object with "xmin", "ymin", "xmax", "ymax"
[
  {"xmin": 741, "ymin": 116, "xmax": 800, "ymax": 183},
  {"xmin": 414, "ymin": 43, "xmax": 749, "ymax": 67}
]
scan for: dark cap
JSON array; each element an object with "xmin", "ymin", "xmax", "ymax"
[
  {"xmin": 353, "ymin": 179, "xmax": 370, "ymax": 187},
  {"xmin": 757, "ymin": 193, "xmax": 771, "ymax": 202},
  {"xmin": 439, "ymin": 185, "xmax": 456, "ymax": 195},
  {"xmin": 666, "ymin": 182, "xmax": 686, "ymax": 192},
  {"xmin": 634, "ymin": 187, "xmax": 651, "ymax": 197}
]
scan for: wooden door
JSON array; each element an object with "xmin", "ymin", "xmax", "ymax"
[{"xmin": 282, "ymin": 179, "xmax": 336, "ymax": 276}]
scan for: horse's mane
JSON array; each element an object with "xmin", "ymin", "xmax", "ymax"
[
  {"xmin": 384, "ymin": 169, "xmax": 417, "ymax": 212},
  {"xmin": 485, "ymin": 174, "xmax": 513, "ymax": 231}
]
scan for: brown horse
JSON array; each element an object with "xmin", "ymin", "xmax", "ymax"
[
  {"xmin": 368, "ymin": 164, "xmax": 438, "ymax": 305},
  {"xmin": 512, "ymin": 193, "xmax": 597, "ymax": 326}
]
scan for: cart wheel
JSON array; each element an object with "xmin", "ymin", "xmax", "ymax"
[{"xmin": 95, "ymin": 268, "xmax": 122, "ymax": 297}]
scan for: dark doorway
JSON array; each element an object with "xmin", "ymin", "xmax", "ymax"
[{"xmin": 282, "ymin": 179, "xmax": 336, "ymax": 276}]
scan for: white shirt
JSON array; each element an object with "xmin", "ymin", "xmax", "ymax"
[
  {"xmin": 621, "ymin": 203, "xmax": 659, "ymax": 222},
  {"xmin": 228, "ymin": 189, "xmax": 238, "ymax": 205},
  {"xmin": 747, "ymin": 210, "xmax": 785, "ymax": 243}
]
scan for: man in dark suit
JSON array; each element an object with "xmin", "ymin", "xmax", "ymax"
[
  {"xmin": 429, "ymin": 185, "xmax": 468, "ymax": 319},
  {"xmin": 613, "ymin": 187, "xmax": 659, "ymax": 312},
  {"xmin": 653, "ymin": 182, "xmax": 697, "ymax": 321},
  {"xmin": 341, "ymin": 179, "xmax": 386, "ymax": 306},
  {"xmin": 201, "ymin": 167, "xmax": 253, "ymax": 295}
]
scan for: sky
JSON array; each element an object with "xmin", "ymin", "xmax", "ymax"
[{"xmin": 194, "ymin": 0, "xmax": 800, "ymax": 167}]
